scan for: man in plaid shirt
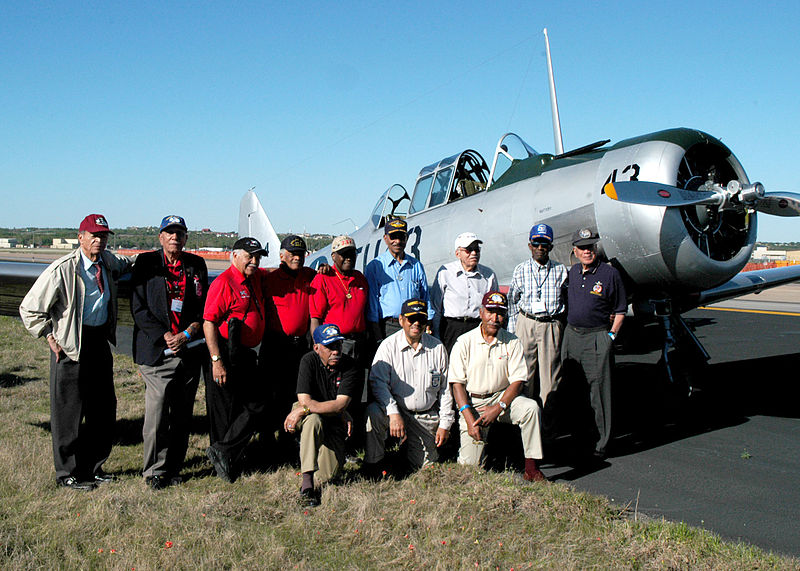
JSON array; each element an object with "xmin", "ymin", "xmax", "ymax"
[{"xmin": 508, "ymin": 224, "xmax": 568, "ymax": 411}]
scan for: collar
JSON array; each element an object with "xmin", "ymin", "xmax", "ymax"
[
  {"xmin": 400, "ymin": 333, "xmax": 427, "ymax": 354},
  {"xmin": 383, "ymin": 249, "xmax": 409, "ymax": 267},
  {"xmin": 79, "ymin": 249, "xmax": 102, "ymax": 271},
  {"xmin": 455, "ymin": 262, "xmax": 483, "ymax": 277},
  {"xmin": 580, "ymin": 261, "xmax": 600, "ymax": 275},
  {"xmin": 163, "ymin": 250, "xmax": 183, "ymax": 268},
  {"xmin": 477, "ymin": 326, "xmax": 501, "ymax": 347},
  {"xmin": 532, "ymin": 258, "xmax": 550, "ymax": 270}
]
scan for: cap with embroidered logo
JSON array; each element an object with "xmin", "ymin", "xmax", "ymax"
[
  {"xmin": 529, "ymin": 223, "xmax": 553, "ymax": 243},
  {"xmin": 280, "ymin": 235, "xmax": 307, "ymax": 254},
  {"xmin": 313, "ymin": 323, "xmax": 345, "ymax": 346},
  {"xmin": 159, "ymin": 215, "xmax": 187, "ymax": 233},
  {"xmin": 481, "ymin": 291, "xmax": 508, "ymax": 310},
  {"xmin": 331, "ymin": 235, "xmax": 356, "ymax": 253},
  {"xmin": 571, "ymin": 227, "xmax": 600, "ymax": 247},
  {"xmin": 384, "ymin": 218, "xmax": 408, "ymax": 235},
  {"xmin": 400, "ymin": 298, "xmax": 428, "ymax": 317},
  {"xmin": 79, "ymin": 214, "xmax": 114, "ymax": 235},
  {"xmin": 233, "ymin": 237, "xmax": 267, "ymax": 256}
]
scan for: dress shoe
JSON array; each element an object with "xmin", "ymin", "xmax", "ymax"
[
  {"xmin": 93, "ymin": 471, "xmax": 115, "ymax": 484},
  {"xmin": 592, "ymin": 448, "xmax": 607, "ymax": 461},
  {"xmin": 523, "ymin": 469, "xmax": 548, "ymax": 483},
  {"xmin": 58, "ymin": 477, "xmax": 96, "ymax": 491},
  {"xmin": 300, "ymin": 487, "xmax": 321, "ymax": 507},
  {"xmin": 206, "ymin": 446, "xmax": 234, "ymax": 482},
  {"xmin": 146, "ymin": 475, "xmax": 169, "ymax": 490}
]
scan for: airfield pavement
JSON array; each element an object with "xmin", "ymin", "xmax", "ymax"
[{"xmin": 4, "ymin": 248, "xmax": 800, "ymax": 556}]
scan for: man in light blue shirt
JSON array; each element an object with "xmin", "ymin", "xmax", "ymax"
[{"xmin": 365, "ymin": 219, "xmax": 433, "ymax": 341}]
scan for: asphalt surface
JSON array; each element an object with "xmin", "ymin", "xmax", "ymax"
[{"xmin": 540, "ymin": 305, "xmax": 800, "ymax": 557}]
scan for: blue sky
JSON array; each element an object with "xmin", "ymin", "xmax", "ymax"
[{"xmin": 2, "ymin": 1, "xmax": 799, "ymax": 241}]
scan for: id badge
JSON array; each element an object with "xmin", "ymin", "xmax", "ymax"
[
  {"xmin": 531, "ymin": 299, "xmax": 546, "ymax": 314},
  {"xmin": 430, "ymin": 370, "xmax": 442, "ymax": 388},
  {"xmin": 171, "ymin": 298, "xmax": 184, "ymax": 313}
]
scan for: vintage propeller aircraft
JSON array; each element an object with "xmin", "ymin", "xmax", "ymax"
[{"xmin": 237, "ymin": 29, "xmax": 799, "ymax": 392}]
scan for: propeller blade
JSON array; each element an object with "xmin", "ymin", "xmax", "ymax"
[
  {"xmin": 755, "ymin": 192, "xmax": 800, "ymax": 217},
  {"xmin": 603, "ymin": 181, "xmax": 719, "ymax": 207}
]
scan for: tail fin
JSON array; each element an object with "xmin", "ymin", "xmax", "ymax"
[{"xmin": 238, "ymin": 188, "xmax": 282, "ymax": 267}]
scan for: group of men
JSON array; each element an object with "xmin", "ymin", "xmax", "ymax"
[{"xmin": 19, "ymin": 211, "xmax": 626, "ymax": 505}]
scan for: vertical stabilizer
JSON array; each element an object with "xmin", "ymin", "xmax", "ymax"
[{"xmin": 238, "ymin": 188, "xmax": 282, "ymax": 267}]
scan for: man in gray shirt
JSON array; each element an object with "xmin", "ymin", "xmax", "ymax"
[{"xmin": 364, "ymin": 298, "xmax": 454, "ymax": 475}]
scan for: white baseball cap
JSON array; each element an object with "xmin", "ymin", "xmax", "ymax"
[{"xmin": 454, "ymin": 232, "xmax": 482, "ymax": 250}]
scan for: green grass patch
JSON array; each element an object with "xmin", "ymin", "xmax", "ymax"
[{"xmin": 0, "ymin": 315, "xmax": 796, "ymax": 569}]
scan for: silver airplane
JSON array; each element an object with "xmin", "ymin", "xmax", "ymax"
[{"xmin": 239, "ymin": 30, "xmax": 800, "ymax": 392}]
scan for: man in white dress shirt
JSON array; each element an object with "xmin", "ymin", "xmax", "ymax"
[{"xmin": 364, "ymin": 298, "xmax": 454, "ymax": 475}]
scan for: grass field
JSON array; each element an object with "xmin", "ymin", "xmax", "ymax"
[{"xmin": 0, "ymin": 315, "xmax": 796, "ymax": 570}]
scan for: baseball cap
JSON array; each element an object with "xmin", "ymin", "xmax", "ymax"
[
  {"xmin": 454, "ymin": 232, "xmax": 482, "ymax": 250},
  {"xmin": 233, "ymin": 237, "xmax": 268, "ymax": 256},
  {"xmin": 482, "ymin": 291, "xmax": 508, "ymax": 311},
  {"xmin": 331, "ymin": 235, "xmax": 356, "ymax": 253},
  {"xmin": 159, "ymin": 215, "xmax": 187, "ymax": 233},
  {"xmin": 400, "ymin": 298, "xmax": 428, "ymax": 318},
  {"xmin": 384, "ymin": 218, "xmax": 408, "ymax": 235},
  {"xmin": 79, "ymin": 214, "xmax": 114, "ymax": 235},
  {"xmin": 572, "ymin": 227, "xmax": 600, "ymax": 247},
  {"xmin": 529, "ymin": 224, "xmax": 553, "ymax": 243},
  {"xmin": 313, "ymin": 323, "xmax": 345, "ymax": 346},
  {"xmin": 280, "ymin": 235, "xmax": 307, "ymax": 254}
]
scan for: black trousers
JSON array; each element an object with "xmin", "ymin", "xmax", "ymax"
[
  {"xmin": 205, "ymin": 345, "xmax": 266, "ymax": 461},
  {"xmin": 258, "ymin": 330, "xmax": 309, "ymax": 422},
  {"xmin": 49, "ymin": 325, "xmax": 116, "ymax": 481},
  {"xmin": 439, "ymin": 317, "xmax": 480, "ymax": 354}
]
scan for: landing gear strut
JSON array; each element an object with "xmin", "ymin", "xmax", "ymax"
[{"xmin": 652, "ymin": 300, "xmax": 710, "ymax": 397}]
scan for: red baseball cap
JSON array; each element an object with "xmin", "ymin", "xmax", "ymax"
[{"xmin": 78, "ymin": 214, "xmax": 114, "ymax": 234}]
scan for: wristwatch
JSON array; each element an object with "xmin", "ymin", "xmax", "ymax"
[
  {"xmin": 211, "ymin": 354, "xmax": 222, "ymax": 362},
  {"xmin": 498, "ymin": 401, "xmax": 508, "ymax": 412}
]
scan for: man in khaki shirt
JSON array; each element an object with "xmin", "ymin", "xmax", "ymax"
[{"xmin": 449, "ymin": 291, "xmax": 545, "ymax": 482}]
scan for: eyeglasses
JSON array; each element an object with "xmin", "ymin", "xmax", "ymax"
[
  {"xmin": 461, "ymin": 245, "xmax": 481, "ymax": 253},
  {"xmin": 405, "ymin": 315, "xmax": 428, "ymax": 325}
]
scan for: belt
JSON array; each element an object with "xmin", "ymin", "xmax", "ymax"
[
  {"xmin": 520, "ymin": 309, "xmax": 560, "ymax": 323},
  {"xmin": 567, "ymin": 324, "xmax": 608, "ymax": 334},
  {"xmin": 469, "ymin": 391, "xmax": 495, "ymax": 399},
  {"xmin": 443, "ymin": 316, "xmax": 480, "ymax": 323}
]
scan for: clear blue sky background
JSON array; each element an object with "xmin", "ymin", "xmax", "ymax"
[{"xmin": 2, "ymin": 1, "xmax": 799, "ymax": 241}]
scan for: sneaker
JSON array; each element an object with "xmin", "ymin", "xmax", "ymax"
[
  {"xmin": 93, "ymin": 471, "xmax": 115, "ymax": 484},
  {"xmin": 58, "ymin": 476, "xmax": 96, "ymax": 491}
]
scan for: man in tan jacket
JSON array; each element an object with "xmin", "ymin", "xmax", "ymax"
[{"xmin": 20, "ymin": 214, "xmax": 132, "ymax": 490}]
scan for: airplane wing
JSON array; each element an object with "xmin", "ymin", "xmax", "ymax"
[
  {"xmin": 692, "ymin": 265, "xmax": 800, "ymax": 308},
  {"xmin": 238, "ymin": 188, "xmax": 282, "ymax": 267}
]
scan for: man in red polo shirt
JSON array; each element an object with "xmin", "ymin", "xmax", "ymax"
[
  {"xmin": 203, "ymin": 237, "xmax": 269, "ymax": 482},
  {"xmin": 260, "ymin": 234, "xmax": 318, "ymax": 458}
]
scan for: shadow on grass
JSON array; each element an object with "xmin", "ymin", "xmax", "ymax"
[{"xmin": 0, "ymin": 365, "xmax": 42, "ymax": 388}]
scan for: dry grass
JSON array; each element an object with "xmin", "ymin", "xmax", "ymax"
[{"xmin": 0, "ymin": 315, "xmax": 796, "ymax": 570}]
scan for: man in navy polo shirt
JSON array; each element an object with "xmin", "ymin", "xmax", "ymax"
[{"xmin": 562, "ymin": 227, "xmax": 626, "ymax": 460}]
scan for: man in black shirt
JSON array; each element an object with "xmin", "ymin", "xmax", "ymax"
[{"xmin": 283, "ymin": 323, "xmax": 362, "ymax": 506}]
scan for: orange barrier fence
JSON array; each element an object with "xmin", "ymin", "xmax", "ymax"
[
  {"xmin": 116, "ymin": 249, "xmax": 230, "ymax": 260},
  {"xmin": 742, "ymin": 260, "xmax": 800, "ymax": 272}
]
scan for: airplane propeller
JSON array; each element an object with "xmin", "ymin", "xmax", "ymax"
[{"xmin": 604, "ymin": 180, "xmax": 800, "ymax": 217}]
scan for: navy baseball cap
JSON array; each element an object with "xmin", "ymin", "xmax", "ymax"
[
  {"xmin": 400, "ymin": 298, "xmax": 428, "ymax": 318},
  {"xmin": 572, "ymin": 227, "xmax": 600, "ymax": 247},
  {"xmin": 529, "ymin": 223, "xmax": 553, "ymax": 243},
  {"xmin": 159, "ymin": 215, "xmax": 187, "ymax": 233},
  {"xmin": 384, "ymin": 218, "xmax": 408, "ymax": 235},
  {"xmin": 281, "ymin": 235, "xmax": 307, "ymax": 254},
  {"xmin": 313, "ymin": 323, "xmax": 345, "ymax": 346}
]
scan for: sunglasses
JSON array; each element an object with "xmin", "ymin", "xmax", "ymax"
[
  {"xmin": 530, "ymin": 241, "xmax": 551, "ymax": 249},
  {"xmin": 405, "ymin": 314, "xmax": 428, "ymax": 325},
  {"xmin": 461, "ymin": 245, "xmax": 481, "ymax": 253}
]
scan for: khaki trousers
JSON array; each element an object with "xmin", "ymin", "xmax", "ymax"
[
  {"xmin": 364, "ymin": 402, "xmax": 441, "ymax": 469},
  {"xmin": 457, "ymin": 392, "xmax": 543, "ymax": 466},
  {"xmin": 296, "ymin": 409, "xmax": 346, "ymax": 485},
  {"xmin": 515, "ymin": 315, "xmax": 563, "ymax": 405}
]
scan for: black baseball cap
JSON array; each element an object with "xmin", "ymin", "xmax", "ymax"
[
  {"xmin": 572, "ymin": 227, "xmax": 600, "ymax": 247},
  {"xmin": 280, "ymin": 235, "xmax": 307, "ymax": 254},
  {"xmin": 233, "ymin": 237, "xmax": 267, "ymax": 256}
]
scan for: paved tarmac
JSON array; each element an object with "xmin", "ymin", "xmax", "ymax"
[{"xmin": 542, "ymin": 304, "xmax": 800, "ymax": 557}]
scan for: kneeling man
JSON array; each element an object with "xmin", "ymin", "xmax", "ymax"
[
  {"xmin": 449, "ymin": 292, "xmax": 545, "ymax": 482},
  {"xmin": 364, "ymin": 298, "xmax": 454, "ymax": 474},
  {"xmin": 283, "ymin": 324, "xmax": 362, "ymax": 506}
]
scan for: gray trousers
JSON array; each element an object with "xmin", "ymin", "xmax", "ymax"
[
  {"xmin": 515, "ymin": 315, "xmax": 563, "ymax": 405},
  {"xmin": 139, "ymin": 354, "xmax": 201, "ymax": 478},
  {"xmin": 561, "ymin": 326, "xmax": 613, "ymax": 453},
  {"xmin": 364, "ymin": 402, "xmax": 441, "ymax": 469}
]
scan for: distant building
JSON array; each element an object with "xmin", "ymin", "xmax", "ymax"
[
  {"xmin": 52, "ymin": 238, "xmax": 79, "ymax": 250},
  {"xmin": 0, "ymin": 238, "xmax": 18, "ymax": 248}
]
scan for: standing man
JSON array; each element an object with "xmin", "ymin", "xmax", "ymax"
[
  {"xmin": 283, "ymin": 324, "xmax": 362, "ymax": 507},
  {"xmin": 364, "ymin": 299, "xmax": 454, "ymax": 475},
  {"xmin": 260, "ymin": 234, "xmax": 317, "ymax": 457},
  {"xmin": 20, "ymin": 214, "xmax": 132, "ymax": 490},
  {"xmin": 430, "ymin": 232, "xmax": 498, "ymax": 353},
  {"xmin": 309, "ymin": 235, "xmax": 369, "ymax": 367},
  {"xmin": 203, "ymin": 237, "xmax": 269, "ymax": 482},
  {"xmin": 449, "ymin": 292, "xmax": 546, "ymax": 482},
  {"xmin": 561, "ymin": 227, "xmax": 626, "ymax": 460},
  {"xmin": 131, "ymin": 215, "xmax": 208, "ymax": 490},
  {"xmin": 365, "ymin": 219, "xmax": 433, "ymax": 342},
  {"xmin": 507, "ymin": 223, "xmax": 568, "ymax": 407}
]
